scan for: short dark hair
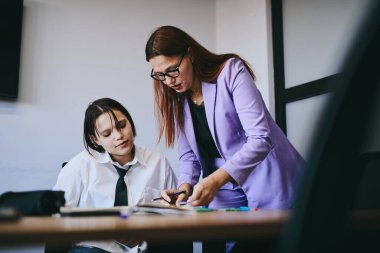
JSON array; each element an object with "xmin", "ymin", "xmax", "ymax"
[{"xmin": 83, "ymin": 98, "xmax": 136, "ymax": 153}]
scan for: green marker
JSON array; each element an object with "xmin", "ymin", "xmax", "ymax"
[{"xmin": 194, "ymin": 207, "xmax": 216, "ymax": 212}]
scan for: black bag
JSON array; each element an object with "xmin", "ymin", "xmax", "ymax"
[{"xmin": 0, "ymin": 190, "xmax": 65, "ymax": 216}]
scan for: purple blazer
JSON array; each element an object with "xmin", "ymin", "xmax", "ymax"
[{"xmin": 177, "ymin": 58, "xmax": 304, "ymax": 210}]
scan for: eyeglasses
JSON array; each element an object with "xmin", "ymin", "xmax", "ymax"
[{"xmin": 150, "ymin": 53, "xmax": 186, "ymax": 82}]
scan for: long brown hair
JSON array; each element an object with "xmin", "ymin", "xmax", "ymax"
[{"xmin": 145, "ymin": 25, "xmax": 255, "ymax": 147}]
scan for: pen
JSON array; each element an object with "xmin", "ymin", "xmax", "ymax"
[{"xmin": 152, "ymin": 190, "xmax": 187, "ymax": 201}]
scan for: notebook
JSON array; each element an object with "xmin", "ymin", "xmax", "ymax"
[{"xmin": 59, "ymin": 203, "xmax": 196, "ymax": 217}]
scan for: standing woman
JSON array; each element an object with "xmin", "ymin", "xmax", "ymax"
[{"xmin": 145, "ymin": 25, "xmax": 304, "ymax": 211}]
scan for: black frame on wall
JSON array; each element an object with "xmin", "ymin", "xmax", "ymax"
[
  {"xmin": 271, "ymin": 0, "xmax": 339, "ymax": 134},
  {"xmin": 0, "ymin": 0, "xmax": 23, "ymax": 99}
]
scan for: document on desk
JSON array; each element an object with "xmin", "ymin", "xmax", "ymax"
[
  {"xmin": 59, "ymin": 203, "xmax": 196, "ymax": 217},
  {"xmin": 134, "ymin": 202, "xmax": 197, "ymax": 216},
  {"xmin": 59, "ymin": 206, "xmax": 132, "ymax": 217}
]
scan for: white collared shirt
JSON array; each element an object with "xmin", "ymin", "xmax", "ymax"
[{"xmin": 53, "ymin": 145, "xmax": 177, "ymax": 253}]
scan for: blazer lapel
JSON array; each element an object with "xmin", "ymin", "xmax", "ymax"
[{"xmin": 183, "ymin": 98, "xmax": 201, "ymax": 159}]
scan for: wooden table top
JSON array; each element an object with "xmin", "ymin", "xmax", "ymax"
[
  {"xmin": 1, "ymin": 209, "xmax": 379, "ymax": 246},
  {"xmin": 0, "ymin": 210, "xmax": 289, "ymax": 245}
]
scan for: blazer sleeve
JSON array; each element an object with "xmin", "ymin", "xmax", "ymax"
[
  {"xmin": 177, "ymin": 131, "xmax": 202, "ymax": 187},
  {"xmin": 221, "ymin": 58, "xmax": 273, "ymax": 185}
]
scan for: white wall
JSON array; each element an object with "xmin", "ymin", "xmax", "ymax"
[
  {"xmin": 215, "ymin": 0, "xmax": 274, "ymax": 116},
  {"xmin": 282, "ymin": 0, "xmax": 372, "ymax": 87}
]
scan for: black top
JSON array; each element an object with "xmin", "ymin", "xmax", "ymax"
[{"xmin": 188, "ymin": 101, "xmax": 221, "ymax": 160}]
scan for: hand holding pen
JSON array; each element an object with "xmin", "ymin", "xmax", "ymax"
[
  {"xmin": 153, "ymin": 190, "xmax": 186, "ymax": 201},
  {"xmin": 155, "ymin": 184, "xmax": 192, "ymax": 206}
]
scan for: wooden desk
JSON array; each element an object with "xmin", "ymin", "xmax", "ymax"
[
  {"xmin": 0, "ymin": 210, "xmax": 379, "ymax": 247},
  {"xmin": 0, "ymin": 210, "xmax": 289, "ymax": 246}
]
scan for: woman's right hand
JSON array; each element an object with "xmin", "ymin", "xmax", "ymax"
[{"xmin": 160, "ymin": 183, "xmax": 192, "ymax": 206}]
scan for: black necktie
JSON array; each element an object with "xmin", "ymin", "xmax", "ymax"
[{"xmin": 114, "ymin": 165, "xmax": 131, "ymax": 206}]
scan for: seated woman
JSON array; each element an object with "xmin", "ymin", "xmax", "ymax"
[{"xmin": 53, "ymin": 98, "xmax": 179, "ymax": 253}]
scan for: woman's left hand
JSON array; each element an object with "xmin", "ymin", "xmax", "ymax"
[
  {"xmin": 187, "ymin": 168, "xmax": 232, "ymax": 207},
  {"xmin": 187, "ymin": 176, "xmax": 219, "ymax": 206}
]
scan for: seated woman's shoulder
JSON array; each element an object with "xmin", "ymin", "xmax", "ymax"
[
  {"xmin": 62, "ymin": 150, "xmax": 96, "ymax": 169},
  {"xmin": 136, "ymin": 145, "xmax": 165, "ymax": 160}
]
